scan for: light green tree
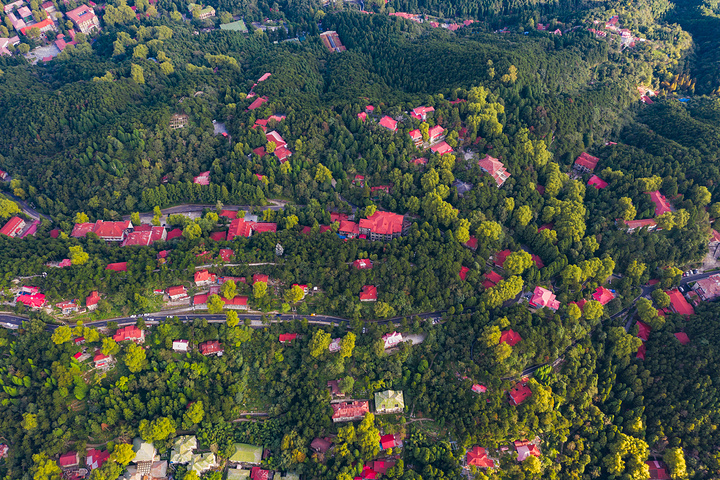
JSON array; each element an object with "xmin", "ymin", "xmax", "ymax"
[
  {"xmin": 340, "ymin": 332, "xmax": 356, "ymax": 359},
  {"xmin": 253, "ymin": 282, "xmax": 268, "ymax": 300},
  {"xmin": 182, "ymin": 222, "xmax": 201, "ymax": 239},
  {"xmin": 285, "ymin": 285, "xmax": 305, "ymax": 304},
  {"xmin": 74, "ymin": 211, "xmax": 89, "ymax": 223},
  {"xmin": 503, "ymin": 251, "xmax": 533, "ymax": 275},
  {"xmin": 220, "ymin": 280, "xmax": 236, "ymax": 300},
  {"xmin": 515, "ymin": 205, "xmax": 532, "ymax": 226},
  {"xmin": 315, "ymin": 164, "xmax": 333, "ymax": 183},
  {"xmin": 310, "ymin": 329, "xmax": 332, "ymax": 357},
  {"xmin": 139, "ymin": 416, "xmax": 176, "ymax": 442},
  {"xmin": 184, "ymin": 400, "xmax": 205, "ymax": 425},
  {"xmin": 477, "ymin": 220, "xmax": 502, "ymax": 241},
  {"xmin": 102, "ymin": 337, "xmax": 119, "ymax": 356},
  {"xmin": 51, "ymin": 325, "xmax": 72, "ymax": 344},
  {"xmin": 109, "ymin": 443, "xmax": 135, "ymax": 466},
  {"xmin": 226, "ymin": 310, "xmax": 240, "ymax": 327},
  {"xmin": 124, "ymin": 343, "xmax": 147, "ymax": 373},
  {"xmin": 567, "ymin": 303, "xmax": 582, "ymax": 321},
  {"xmin": 663, "ymin": 447, "xmax": 688, "ymax": 480},
  {"xmin": 69, "ymin": 245, "xmax": 89, "ymax": 265},
  {"xmin": 207, "ymin": 294, "xmax": 225, "ymax": 314},
  {"xmin": 583, "ymin": 300, "xmax": 604, "ymax": 322},
  {"xmin": 23, "ymin": 412, "xmax": 38, "ymax": 430},
  {"xmin": 31, "ymin": 452, "xmax": 61, "ymax": 480}
]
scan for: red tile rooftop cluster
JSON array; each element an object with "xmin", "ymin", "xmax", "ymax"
[{"xmin": 574, "ymin": 152, "xmax": 599, "ymax": 171}]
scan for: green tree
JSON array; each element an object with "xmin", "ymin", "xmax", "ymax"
[
  {"xmin": 515, "ymin": 205, "xmax": 532, "ymax": 226},
  {"xmin": 310, "ymin": 329, "xmax": 332, "ymax": 357},
  {"xmin": 31, "ymin": 452, "xmax": 61, "ymax": 480},
  {"xmin": 133, "ymin": 44, "xmax": 149, "ymax": 59},
  {"xmin": 124, "ymin": 343, "xmax": 147, "ymax": 373},
  {"xmin": 583, "ymin": 300, "xmax": 604, "ymax": 322},
  {"xmin": 207, "ymin": 294, "xmax": 225, "ymax": 314},
  {"xmin": 23, "ymin": 412, "xmax": 38, "ymax": 430},
  {"xmin": 160, "ymin": 61, "xmax": 174, "ymax": 74},
  {"xmin": 503, "ymin": 250, "xmax": 533, "ymax": 275},
  {"xmin": 139, "ymin": 416, "xmax": 176, "ymax": 442},
  {"xmin": 626, "ymin": 260, "xmax": 647, "ymax": 284},
  {"xmin": 374, "ymin": 301, "xmax": 395, "ymax": 319},
  {"xmin": 619, "ymin": 197, "xmax": 636, "ymax": 221},
  {"xmin": 477, "ymin": 220, "xmax": 502, "ymax": 241},
  {"xmin": 131, "ymin": 212, "xmax": 141, "ymax": 225},
  {"xmin": 102, "ymin": 337, "xmax": 119, "ymax": 356},
  {"xmin": 651, "ymin": 289, "xmax": 671, "ymax": 308},
  {"xmin": 131, "ymin": 64, "xmax": 145, "ymax": 84},
  {"xmin": 285, "ymin": 285, "xmax": 305, "ymax": 304},
  {"xmin": 51, "ymin": 325, "xmax": 72, "ymax": 344},
  {"xmin": 663, "ymin": 447, "xmax": 688, "ymax": 480},
  {"xmin": 567, "ymin": 303, "xmax": 582, "ymax": 321},
  {"xmin": 693, "ymin": 185, "xmax": 712, "ymax": 206},
  {"xmin": 183, "ymin": 222, "xmax": 202, "ymax": 240},
  {"xmin": 0, "ymin": 197, "xmax": 20, "ymax": 219}
]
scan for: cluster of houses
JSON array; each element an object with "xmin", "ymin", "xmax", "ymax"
[
  {"xmin": 388, "ymin": 11, "xmax": 474, "ymax": 32},
  {"xmin": 635, "ymin": 287, "xmax": 695, "ymax": 360},
  {"xmin": 588, "ymin": 15, "xmax": 646, "ymax": 50},
  {"xmin": 0, "ymin": 1, "xmax": 100, "ymax": 59}
]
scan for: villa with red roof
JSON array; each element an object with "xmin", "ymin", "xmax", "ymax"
[
  {"xmin": 279, "ymin": 333, "xmax": 297, "ymax": 343},
  {"xmin": 515, "ymin": 441, "xmax": 540, "ymax": 462},
  {"xmin": 58, "ymin": 451, "xmax": 79, "ymax": 469},
  {"xmin": 331, "ymin": 400, "xmax": 370, "ymax": 422},
  {"xmin": 459, "ymin": 266, "xmax": 470, "ymax": 281},
  {"xmin": 410, "ymin": 106, "xmax": 435, "ymax": 121},
  {"xmin": 592, "ymin": 286, "xmax": 615, "ymax": 305},
  {"xmin": 359, "ymin": 285, "xmax": 377, "ymax": 302},
  {"xmin": 353, "ymin": 259, "xmax": 373, "ymax": 269},
  {"xmin": 227, "ymin": 218, "xmax": 277, "ymax": 239},
  {"xmin": 494, "ymin": 249, "xmax": 511, "ymax": 268},
  {"xmin": 500, "ymin": 329, "xmax": 522, "ymax": 346},
  {"xmin": 266, "ymin": 130, "xmax": 286, "ymax": 148},
  {"xmin": 587, "ymin": 175, "xmax": 608, "ymax": 189},
  {"xmin": 199, "ymin": 340, "xmax": 223, "ymax": 356},
  {"xmin": 359, "ymin": 211, "xmax": 406, "ymax": 241},
  {"xmin": 674, "ymin": 332, "xmax": 690, "ymax": 345},
  {"xmin": 464, "ymin": 235, "xmax": 478, "ymax": 250},
  {"xmin": 56, "ymin": 300, "xmax": 78, "ymax": 315},
  {"xmin": 86, "ymin": 449, "xmax": 110, "ymax": 470},
  {"xmin": 0, "ymin": 216, "xmax": 25, "ymax": 237},
  {"xmin": 16, "ymin": 293, "xmax": 46, "ymax": 308},
  {"xmin": 67, "ymin": 5, "xmax": 99, "ymax": 34},
  {"xmin": 482, "ymin": 270, "xmax": 503, "ymax": 289},
  {"xmin": 624, "ymin": 218, "xmax": 659, "ymax": 233},
  {"xmin": 379, "ymin": 116, "xmax": 397, "ymax": 131},
  {"xmin": 86, "ymin": 291, "xmax": 100, "ymax": 310},
  {"xmin": 509, "ymin": 379, "xmax": 532, "ymax": 405},
  {"xmin": 380, "ymin": 433, "xmax": 402, "ymax": 450},
  {"xmin": 339, "ymin": 220, "xmax": 360, "ymax": 238},
  {"xmin": 466, "ymin": 446, "xmax": 494, "ymax": 468},
  {"xmin": 636, "ymin": 343, "xmax": 646, "ymax": 360},
  {"xmin": 247, "ymin": 96, "xmax": 268, "ymax": 110},
  {"xmin": 430, "ymin": 141, "xmax": 453, "ymax": 155},
  {"xmin": 358, "ymin": 112, "xmax": 367, "ymax": 121},
  {"xmin": 667, "ymin": 289, "xmax": 694, "ymax": 316},
  {"xmin": 478, "ymin": 155, "xmax": 510, "ymax": 187},
  {"xmin": 573, "ymin": 152, "xmax": 599, "ymax": 173},
  {"xmin": 382, "ymin": 331, "xmax": 403, "ymax": 348},
  {"xmin": 218, "ymin": 248, "xmax": 234, "ymax": 262},
  {"xmin": 409, "ymin": 129, "xmax": 422, "ymax": 146},
  {"xmin": 648, "ymin": 191, "xmax": 673, "ymax": 216},
  {"xmin": 113, "ymin": 325, "xmax": 144, "ymax": 343},
  {"xmin": 275, "ymin": 146, "xmax": 292, "ymax": 163},
  {"xmin": 530, "ymin": 286, "xmax": 560, "ymax": 310},
  {"xmin": 166, "ymin": 285, "xmax": 187, "ymax": 300},
  {"xmin": 194, "ymin": 270, "xmax": 217, "ymax": 286},
  {"xmin": 20, "ymin": 17, "xmax": 55, "ymax": 36},
  {"xmin": 122, "ymin": 226, "xmax": 166, "ymax": 246},
  {"xmin": 637, "ymin": 321, "xmax": 651, "ymax": 341},
  {"xmin": 193, "ymin": 171, "xmax": 210, "ymax": 185},
  {"xmin": 428, "ymin": 125, "xmax": 445, "ymax": 143},
  {"xmin": 72, "ymin": 220, "xmax": 133, "ymax": 242},
  {"xmin": 105, "ymin": 262, "xmax": 128, "ymax": 272}
]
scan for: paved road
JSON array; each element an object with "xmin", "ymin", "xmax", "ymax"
[
  {"xmin": 2, "ymin": 190, "xmax": 51, "ymax": 222},
  {"xmin": 0, "ymin": 310, "xmax": 443, "ymax": 331}
]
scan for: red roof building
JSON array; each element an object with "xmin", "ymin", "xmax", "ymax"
[
  {"xmin": 210, "ymin": 231, "xmax": 227, "ymax": 242},
  {"xmin": 194, "ymin": 270, "xmax": 217, "ymax": 285},
  {"xmin": 382, "ymin": 331, "xmax": 403, "ymax": 349},
  {"xmin": 531, "ymin": 254, "xmax": 544, "ymax": 269},
  {"xmin": 121, "ymin": 226, "xmax": 166, "ymax": 246},
  {"xmin": 86, "ymin": 449, "xmax": 110, "ymax": 470},
  {"xmin": 250, "ymin": 467, "xmax": 271, "ymax": 480},
  {"xmin": 646, "ymin": 460, "xmax": 670, "ymax": 480},
  {"xmin": 0, "ymin": 216, "xmax": 25, "ymax": 237},
  {"xmin": 636, "ymin": 343, "xmax": 646, "ymax": 360},
  {"xmin": 464, "ymin": 236, "xmax": 478, "ymax": 250},
  {"xmin": 648, "ymin": 191, "xmax": 673, "ymax": 217},
  {"xmin": 430, "ymin": 141, "xmax": 453, "ymax": 155},
  {"xmin": 16, "ymin": 293, "xmax": 45, "ymax": 308},
  {"xmin": 258, "ymin": 72, "xmax": 271, "ymax": 82},
  {"xmin": 494, "ymin": 249, "xmax": 511, "ymax": 268},
  {"xmin": 409, "ymin": 129, "xmax": 422, "ymax": 145},
  {"xmin": 253, "ymin": 223, "xmax": 277, "ymax": 234},
  {"xmin": 359, "ymin": 211, "xmax": 405, "ymax": 241},
  {"xmin": 353, "ymin": 259, "xmax": 373, "ymax": 269},
  {"xmin": 228, "ymin": 218, "xmax": 254, "ymax": 239},
  {"xmin": 380, "ymin": 433, "xmax": 401, "ymax": 450},
  {"xmin": 357, "ymin": 112, "xmax": 367, "ymax": 121},
  {"xmin": 379, "ymin": 116, "xmax": 398, "ymax": 131},
  {"xmin": 193, "ymin": 171, "xmax": 210, "ymax": 185},
  {"xmin": 509, "ymin": 380, "xmax": 532, "ymax": 405},
  {"xmin": 193, "ymin": 293, "xmax": 208, "ymax": 306},
  {"xmin": 359, "ymin": 285, "xmax": 378, "ymax": 302},
  {"xmin": 459, "ymin": 266, "xmax": 470, "ymax": 281},
  {"xmin": 366, "ymin": 105, "xmax": 374, "ymax": 112},
  {"xmin": 574, "ymin": 152, "xmax": 599, "ymax": 172},
  {"xmin": 279, "ymin": 333, "xmax": 297, "ymax": 343},
  {"xmin": 105, "ymin": 262, "xmax": 128, "ymax": 272},
  {"xmin": 339, "ymin": 220, "xmax": 360, "ymax": 238},
  {"xmin": 500, "ymin": 329, "xmax": 522, "ymax": 346},
  {"xmin": 166, "ymin": 285, "xmax": 187, "ymax": 300},
  {"xmin": 59, "ymin": 451, "xmax": 79, "ymax": 468},
  {"xmin": 20, "ymin": 17, "xmax": 55, "ymax": 36},
  {"xmin": 218, "ymin": 248, "xmax": 234, "ymax": 262},
  {"xmin": 66, "ymin": 5, "xmax": 99, "ymax": 34},
  {"xmin": 252, "ymin": 273, "xmax": 269, "ymax": 284},
  {"xmin": 428, "ymin": 125, "xmax": 445, "ymax": 142},
  {"xmin": 515, "ymin": 442, "xmax": 540, "ymax": 462},
  {"xmin": 478, "ymin": 155, "xmax": 510, "ymax": 187},
  {"xmin": 667, "ymin": 289, "xmax": 694, "ymax": 316},
  {"xmin": 221, "ymin": 296, "xmax": 248, "ymax": 309},
  {"xmin": 275, "ymin": 146, "xmax": 293, "ymax": 163},
  {"xmin": 592, "ymin": 286, "xmax": 615, "ymax": 305},
  {"xmin": 637, "ymin": 321, "xmax": 651, "ymax": 341},
  {"xmin": 587, "ymin": 175, "xmax": 608, "ymax": 189},
  {"xmin": 472, "ymin": 384, "xmax": 487, "ymax": 393},
  {"xmin": 86, "ymin": 291, "xmax": 100, "ymax": 310},
  {"xmin": 72, "ymin": 220, "xmax": 133, "ymax": 242},
  {"xmin": 220, "ymin": 210, "xmax": 238, "ymax": 219},
  {"xmin": 247, "ymin": 96, "xmax": 268, "ymax": 110},
  {"xmin": 372, "ymin": 460, "xmax": 396, "ymax": 475},
  {"xmin": 411, "ymin": 157, "xmax": 428, "ymax": 166},
  {"xmin": 466, "ymin": 446, "xmax": 494, "ymax": 468},
  {"xmin": 113, "ymin": 325, "xmax": 144, "ymax": 343},
  {"xmin": 166, "ymin": 228, "xmax": 183, "ymax": 240},
  {"xmin": 331, "ymin": 400, "xmax": 370, "ymax": 422},
  {"xmin": 624, "ymin": 218, "xmax": 659, "ymax": 232},
  {"xmin": 674, "ymin": 332, "xmax": 690, "ymax": 345},
  {"xmin": 530, "ymin": 286, "xmax": 560, "ymax": 310},
  {"xmin": 411, "ymin": 106, "xmax": 435, "ymax": 121},
  {"xmin": 199, "ymin": 340, "xmax": 224, "ymax": 356},
  {"xmin": 710, "ymin": 229, "xmax": 720, "ymax": 243},
  {"xmin": 266, "ymin": 130, "xmax": 287, "ymax": 148}
]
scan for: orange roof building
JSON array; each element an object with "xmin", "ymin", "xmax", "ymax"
[
  {"xmin": 648, "ymin": 191, "xmax": 673, "ymax": 217},
  {"xmin": 359, "ymin": 285, "xmax": 377, "ymax": 302},
  {"xmin": 331, "ymin": 400, "xmax": 369, "ymax": 422},
  {"xmin": 530, "ymin": 286, "xmax": 560, "ymax": 310}
]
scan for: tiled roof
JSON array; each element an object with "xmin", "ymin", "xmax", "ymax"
[
  {"xmin": 637, "ymin": 321, "xmax": 651, "ymax": 341},
  {"xmin": 648, "ymin": 191, "xmax": 672, "ymax": 216},
  {"xmin": 105, "ymin": 262, "xmax": 128, "ymax": 271},
  {"xmin": 430, "ymin": 141, "xmax": 453, "ymax": 155},
  {"xmin": 667, "ymin": 289, "xmax": 694, "ymax": 315},
  {"xmin": 359, "ymin": 285, "xmax": 377, "ymax": 301},
  {"xmin": 592, "ymin": 286, "xmax": 615, "ymax": 305},
  {"xmin": 379, "ymin": 116, "xmax": 397, "ymax": 131},
  {"xmin": 466, "ymin": 446, "xmax": 494, "ymax": 468},
  {"xmin": 574, "ymin": 152, "xmax": 599, "ymax": 170},
  {"xmin": 509, "ymin": 380, "xmax": 532, "ymax": 405},
  {"xmin": 500, "ymin": 329, "xmax": 522, "ymax": 346},
  {"xmin": 359, "ymin": 211, "xmax": 404, "ymax": 236},
  {"xmin": 587, "ymin": 175, "xmax": 608, "ymax": 189},
  {"xmin": 331, "ymin": 400, "xmax": 369, "ymax": 421},
  {"xmin": 674, "ymin": 332, "xmax": 690, "ymax": 345}
]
